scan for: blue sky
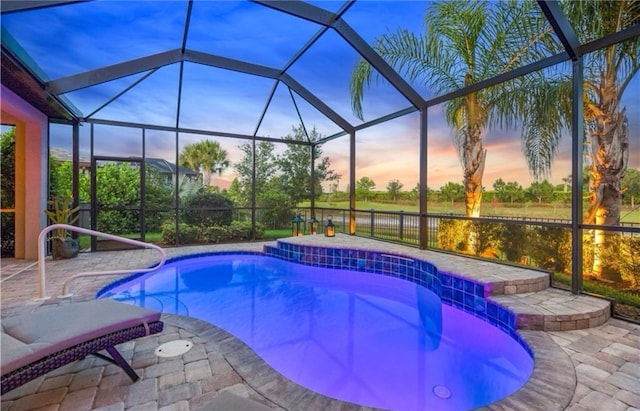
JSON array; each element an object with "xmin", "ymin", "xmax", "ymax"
[{"xmin": 2, "ymin": 0, "xmax": 638, "ymax": 191}]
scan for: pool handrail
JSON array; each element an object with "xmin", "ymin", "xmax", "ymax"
[{"xmin": 37, "ymin": 224, "xmax": 167, "ymax": 300}]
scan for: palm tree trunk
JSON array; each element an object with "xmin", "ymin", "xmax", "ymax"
[
  {"xmin": 586, "ymin": 73, "xmax": 629, "ymax": 280},
  {"xmin": 203, "ymin": 170, "xmax": 212, "ymax": 186},
  {"xmin": 460, "ymin": 126, "xmax": 486, "ymax": 254},
  {"xmin": 462, "ymin": 128, "xmax": 486, "ymax": 218}
]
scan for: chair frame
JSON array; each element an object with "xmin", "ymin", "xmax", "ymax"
[{"xmin": 1, "ymin": 320, "xmax": 163, "ymax": 394}]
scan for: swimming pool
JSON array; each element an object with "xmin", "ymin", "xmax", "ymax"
[{"xmin": 98, "ymin": 252, "xmax": 533, "ymax": 411}]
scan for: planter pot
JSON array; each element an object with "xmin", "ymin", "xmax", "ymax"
[{"xmin": 52, "ymin": 238, "xmax": 79, "ymax": 260}]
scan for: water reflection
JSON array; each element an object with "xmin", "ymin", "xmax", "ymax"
[{"xmin": 99, "ymin": 254, "xmax": 532, "ymax": 411}]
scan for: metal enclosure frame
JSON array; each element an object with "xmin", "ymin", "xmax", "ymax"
[{"xmin": 2, "ymin": 0, "xmax": 639, "ymax": 295}]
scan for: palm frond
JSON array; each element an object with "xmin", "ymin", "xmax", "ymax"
[
  {"xmin": 561, "ymin": 0, "xmax": 640, "ymax": 43},
  {"xmin": 518, "ymin": 78, "xmax": 572, "ymax": 180},
  {"xmin": 350, "ymin": 59, "xmax": 373, "ymax": 120},
  {"xmin": 521, "ymin": 125, "xmax": 556, "ymax": 181}
]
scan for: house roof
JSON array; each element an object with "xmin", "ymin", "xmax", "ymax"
[
  {"xmin": 50, "ymin": 147, "xmax": 90, "ymax": 167},
  {"xmin": 144, "ymin": 157, "xmax": 199, "ymax": 176},
  {"xmin": 50, "ymin": 148, "xmax": 196, "ymax": 176}
]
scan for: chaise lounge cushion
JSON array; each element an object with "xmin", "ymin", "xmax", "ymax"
[{"xmin": 1, "ymin": 299, "xmax": 161, "ymax": 375}]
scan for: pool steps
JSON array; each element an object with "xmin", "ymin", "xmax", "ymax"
[{"xmin": 270, "ymin": 235, "xmax": 611, "ymax": 333}]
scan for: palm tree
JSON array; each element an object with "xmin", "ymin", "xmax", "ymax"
[
  {"xmin": 564, "ymin": 0, "xmax": 639, "ymax": 277},
  {"xmin": 179, "ymin": 140, "xmax": 229, "ymax": 187},
  {"xmin": 516, "ymin": 1, "xmax": 639, "ymax": 278},
  {"xmin": 350, "ymin": 0, "xmax": 554, "ymax": 217}
]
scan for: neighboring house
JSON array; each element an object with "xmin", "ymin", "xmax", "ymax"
[
  {"xmin": 50, "ymin": 149, "xmax": 199, "ymax": 183},
  {"xmin": 144, "ymin": 158, "xmax": 200, "ymax": 184},
  {"xmin": 50, "ymin": 147, "xmax": 90, "ymax": 172}
]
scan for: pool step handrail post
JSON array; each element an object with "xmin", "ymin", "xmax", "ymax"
[{"xmin": 37, "ymin": 224, "xmax": 167, "ymax": 300}]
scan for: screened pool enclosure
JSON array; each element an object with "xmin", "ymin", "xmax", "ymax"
[{"xmin": 1, "ymin": 1, "xmax": 639, "ymax": 300}]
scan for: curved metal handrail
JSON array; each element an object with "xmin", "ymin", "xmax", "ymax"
[{"xmin": 37, "ymin": 224, "xmax": 167, "ymax": 299}]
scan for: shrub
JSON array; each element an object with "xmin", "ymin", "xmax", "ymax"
[
  {"xmin": 436, "ymin": 219, "xmax": 466, "ymax": 252},
  {"xmin": 145, "ymin": 210, "xmax": 173, "ymax": 233},
  {"xmin": 182, "ymin": 191, "xmax": 233, "ymax": 227},
  {"xmin": 1, "ymin": 130, "xmax": 15, "ymax": 256},
  {"xmin": 599, "ymin": 234, "xmax": 640, "ymax": 288},
  {"xmin": 163, "ymin": 191, "xmax": 266, "ymax": 245},
  {"xmin": 161, "ymin": 222, "xmax": 202, "ymax": 245},
  {"xmin": 467, "ymin": 221, "xmax": 500, "ymax": 257},
  {"xmin": 96, "ymin": 210, "xmax": 139, "ymax": 236},
  {"xmin": 257, "ymin": 189, "xmax": 295, "ymax": 229},
  {"xmin": 1, "ymin": 213, "xmax": 15, "ymax": 257},
  {"xmin": 229, "ymin": 220, "xmax": 265, "ymax": 240},
  {"xmin": 495, "ymin": 223, "xmax": 531, "ymax": 262},
  {"xmin": 201, "ymin": 225, "xmax": 231, "ymax": 243},
  {"xmin": 199, "ymin": 221, "xmax": 266, "ymax": 242},
  {"xmin": 528, "ymin": 226, "xmax": 572, "ymax": 273}
]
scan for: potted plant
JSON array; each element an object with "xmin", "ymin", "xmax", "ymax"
[{"xmin": 44, "ymin": 195, "xmax": 80, "ymax": 260}]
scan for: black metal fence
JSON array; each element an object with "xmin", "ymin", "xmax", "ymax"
[
  {"xmin": 303, "ymin": 207, "xmax": 640, "ymax": 289},
  {"xmin": 68, "ymin": 204, "xmax": 640, "ymax": 311},
  {"xmin": 74, "ymin": 204, "xmax": 639, "ymax": 290}
]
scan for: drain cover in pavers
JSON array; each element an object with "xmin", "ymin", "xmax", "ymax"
[{"xmin": 155, "ymin": 340, "xmax": 193, "ymax": 357}]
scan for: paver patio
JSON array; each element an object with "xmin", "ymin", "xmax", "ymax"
[{"xmin": 1, "ymin": 236, "xmax": 638, "ymax": 410}]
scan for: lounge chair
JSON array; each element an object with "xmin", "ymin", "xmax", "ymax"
[{"xmin": 1, "ymin": 299, "xmax": 163, "ymax": 394}]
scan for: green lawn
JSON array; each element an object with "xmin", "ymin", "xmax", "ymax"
[
  {"xmin": 304, "ymin": 200, "xmax": 640, "ymax": 223},
  {"xmin": 263, "ymin": 229, "xmax": 292, "ymax": 239}
]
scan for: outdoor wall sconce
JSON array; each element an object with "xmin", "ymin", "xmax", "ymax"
[
  {"xmin": 291, "ymin": 213, "xmax": 305, "ymax": 236},
  {"xmin": 324, "ymin": 215, "xmax": 335, "ymax": 237},
  {"xmin": 308, "ymin": 216, "xmax": 319, "ymax": 235}
]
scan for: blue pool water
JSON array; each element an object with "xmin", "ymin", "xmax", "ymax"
[{"xmin": 98, "ymin": 253, "xmax": 533, "ymax": 411}]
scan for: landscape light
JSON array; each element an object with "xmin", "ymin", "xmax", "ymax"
[
  {"xmin": 308, "ymin": 215, "xmax": 319, "ymax": 235},
  {"xmin": 324, "ymin": 216, "xmax": 335, "ymax": 237},
  {"xmin": 291, "ymin": 213, "xmax": 305, "ymax": 236}
]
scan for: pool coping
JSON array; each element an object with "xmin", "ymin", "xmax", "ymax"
[
  {"xmin": 96, "ymin": 240, "xmax": 575, "ymax": 411},
  {"xmin": 165, "ymin": 313, "xmax": 576, "ymax": 411}
]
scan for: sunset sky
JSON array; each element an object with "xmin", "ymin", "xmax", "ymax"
[{"xmin": 3, "ymin": 1, "xmax": 637, "ymax": 192}]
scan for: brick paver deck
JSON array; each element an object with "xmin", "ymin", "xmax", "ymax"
[{"xmin": 1, "ymin": 236, "xmax": 638, "ymax": 410}]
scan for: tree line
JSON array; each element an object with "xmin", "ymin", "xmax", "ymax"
[{"xmin": 334, "ymin": 172, "xmax": 640, "ymax": 206}]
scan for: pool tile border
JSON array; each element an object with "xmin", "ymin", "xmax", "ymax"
[
  {"xmin": 263, "ymin": 241, "xmax": 530, "ymax": 356},
  {"xmin": 97, "ymin": 243, "xmax": 532, "ymax": 357}
]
